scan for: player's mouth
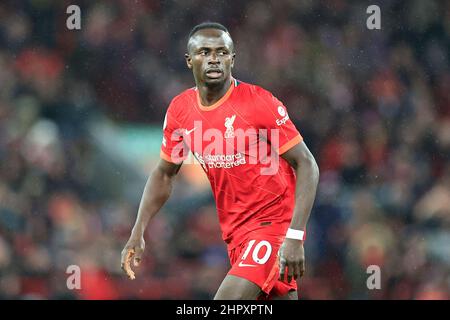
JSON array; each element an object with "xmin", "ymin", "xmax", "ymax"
[{"xmin": 205, "ymin": 69, "xmax": 223, "ymax": 79}]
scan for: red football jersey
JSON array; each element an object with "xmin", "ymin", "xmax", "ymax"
[{"xmin": 160, "ymin": 78, "xmax": 303, "ymax": 248}]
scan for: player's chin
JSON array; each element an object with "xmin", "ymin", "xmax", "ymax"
[{"xmin": 204, "ymin": 76, "xmax": 225, "ymax": 86}]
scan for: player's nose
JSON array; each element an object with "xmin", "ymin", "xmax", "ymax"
[{"xmin": 208, "ymin": 52, "xmax": 220, "ymax": 64}]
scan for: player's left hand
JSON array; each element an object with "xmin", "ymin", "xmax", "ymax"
[{"xmin": 278, "ymin": 238, "xmax": 305, "ymax": 283}]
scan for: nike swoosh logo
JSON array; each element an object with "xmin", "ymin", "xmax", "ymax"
[
  {"xmin": 238, "ymin": 261, "xmax": 257, "ymax": 267},
  {"xmin": 185, "ymin": 127, "xmax": 197, "ymax": 135}
]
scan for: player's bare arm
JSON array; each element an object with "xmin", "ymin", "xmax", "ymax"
[
  {"xmin": 279, "ymin": 141, "xmax": 319, "ymax": 283},
  {"xmin": 121, "ymin": 159, "xmax": 182, "ymax": 279}
]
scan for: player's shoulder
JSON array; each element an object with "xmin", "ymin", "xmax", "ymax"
[
  {"xmin": 234, "ymin": 80, "xmax": 275, "ymax": 100},
  {"xmin": 166, "ymin": 86, "xmax": 196, "ymax": 113},
  {"xmin": 170, "ymin": 86, "xmax": 196, "ymax": 106}
]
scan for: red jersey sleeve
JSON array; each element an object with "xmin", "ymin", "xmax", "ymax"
[
  {"xmin": 254, "ymin": 87, "xmax": 303, "ymax": 154},
  {"xmin": 160, "ymin": 101, "xmax": 188, "ymax": 164}
]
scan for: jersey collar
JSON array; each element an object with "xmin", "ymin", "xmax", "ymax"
[{"xmin": 196, "ymin": 77, "xmax": 236, "ymax": 111}]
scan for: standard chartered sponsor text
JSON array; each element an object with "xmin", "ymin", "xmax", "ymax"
[{"xmin": 196, "ymin": 152, "xmax": 246, "ymax": 168}]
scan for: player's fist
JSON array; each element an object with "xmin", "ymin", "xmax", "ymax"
[{"xmin": 121, "ymin": 236, "xmax": 145, "ymax": 280}]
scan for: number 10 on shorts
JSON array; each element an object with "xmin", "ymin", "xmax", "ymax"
[{"xmin": 240, "ymin": 240, "xmax": 272, "ymax": 265}]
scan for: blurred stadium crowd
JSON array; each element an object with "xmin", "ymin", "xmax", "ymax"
[{"xmin": 0, "ymin": 0, "xmax": 449, "ymax": 299}]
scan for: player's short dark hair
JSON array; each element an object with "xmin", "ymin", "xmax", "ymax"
[
  {"xmin": 188, "ymin": 22, "xmax": 230, "ymax": 39},
  {"xmin": 187, "ymin": 22, "xmax": 233, "ymax": 53}
]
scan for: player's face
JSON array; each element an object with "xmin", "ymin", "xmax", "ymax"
[{"xmin": 185, "ymin": 29, "xmax": 235, "ymax": 87}]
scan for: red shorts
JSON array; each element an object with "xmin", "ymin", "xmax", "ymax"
[{"xmin": 227, "ymin": 226, "xmax": 297, "ymax": 298}]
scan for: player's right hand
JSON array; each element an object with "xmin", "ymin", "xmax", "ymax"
[{"xmin": 121, "ymin": 236, "xmax": 145, "ymax": 280}]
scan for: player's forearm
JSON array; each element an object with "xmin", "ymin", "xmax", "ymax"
[
  {"xmin": 290, "ymin": 156, "xmax": 319, "ymax": 232},
  {"xmin": 131, "ymin": 167, "xmax": 174, "ymax": 236}
]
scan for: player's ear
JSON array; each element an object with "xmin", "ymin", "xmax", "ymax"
[
  {"xmin": 231, "ymin": 52, "xmax": 235, "ymax": 68},
  {"xmin": 185, "ymin": 53, "xmax": 192, "ymax": 69}
]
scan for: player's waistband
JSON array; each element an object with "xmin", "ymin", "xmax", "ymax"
[{"xmin": 224, "ymin": 219, "xmax": 291, "ymax": 250}]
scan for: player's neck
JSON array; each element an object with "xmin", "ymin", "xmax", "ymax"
[{"xmin": 197, "ymin": 77, "xmax": 232, "ymax": 107}]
